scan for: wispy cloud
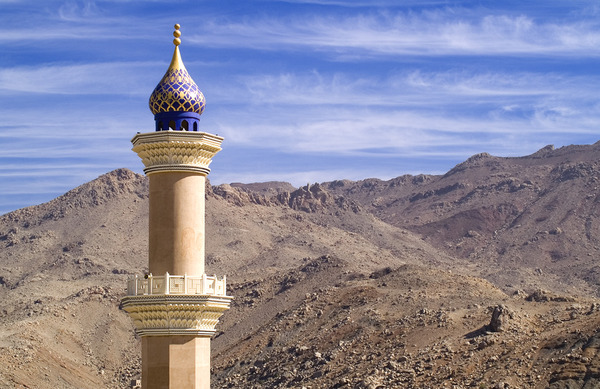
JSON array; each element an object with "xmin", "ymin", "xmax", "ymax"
[
  {"xmin": 210, "ymin": 68, "xmax": 599, "ymax": 157},
  {"xmin": 273, "ymin": 0, "xmax": 451, "ymax": 6},
  {"xmin": 57, "ymin": 0, "xmax": 103, "ymax": 21},
  {"xmin": 237, "ymin": 70, "xmax": 598, "ymax": 106},
  {"xmin": 0, "ymin": 62, "xmax": 157, "ymax": 94},
  {"xmin": 1, "ymin": 63, "xmax": 597, "ymax": 164},
  {"xmin": 189, "ymin": 11, "xmax": 600, "ymax": 57}
]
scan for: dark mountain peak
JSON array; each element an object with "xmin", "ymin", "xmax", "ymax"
[
  {"xmin": 0, "ymin": 168, "xmax": 148, "ymax": 226},
  {"xmin": 529, "ymin": 144, "xmax": 555, "ymax": 158},
  {"xmin": 277, "ymin": 183, "xmax": 361, "ymax": 213},
  {"xmin": 50, "ymin": 168, "xmax": 147, "ymax": 211},
  {"xmin": 444, "ymin": 152, "xmax": 496, "ymax": 178}
]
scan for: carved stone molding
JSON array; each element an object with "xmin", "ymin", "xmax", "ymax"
[
  {"xmin": 131, "ymin": 131, "xmax": 224, "ymax": 175},
  {"xmin": 121, "ymin": 294, "xmax": 232, "ymax": 337}
]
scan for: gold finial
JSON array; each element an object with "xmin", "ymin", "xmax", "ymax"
[{"xmin": 173, "ymin": 24, "xmax": 181, "ymax": 46}]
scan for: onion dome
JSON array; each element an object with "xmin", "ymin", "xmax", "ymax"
[{"xmin": 149, "ymin": 24, "xmax": 205, "ymax": 132}]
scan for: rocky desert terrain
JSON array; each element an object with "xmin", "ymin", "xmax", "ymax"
[{"xmin": 2, "ymin": 142, "xmax": 600, "ymax": 388}]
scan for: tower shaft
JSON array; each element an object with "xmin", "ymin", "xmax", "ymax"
[
  {"xmin": 142, "ymin": 336, "xmax": 211, "ymax": 388},
  {"xmin": 149, "ymin": 172, "xmax": 206, "ymax": 276},
  {"xmin": 122, "ymin": 131, "xmax": 230, "ymax": 389},
  {"xmin": 143, "ymin": 172, "xmax": 209, "ymax": 388}
]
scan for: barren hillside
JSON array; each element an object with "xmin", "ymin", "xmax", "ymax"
[
  {"xmin": 324, "ymin": 143, "xmax": 600, "ymax": 297},
  {"xmin": 1, "ymin": 142, "xmax": 600, "ymax": 388}
]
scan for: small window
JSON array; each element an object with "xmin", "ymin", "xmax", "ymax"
[
  {"xmin": 181, "ymin": 120, "xmax": 189, "ymax": 131},
  {"xmin": 193, "ymin": 122, "xmax": 198, "ymax": 131},
  {"xmin": 157, "ymin": 121, "xmax": 163, "ymax": 131},
  {"xmin": 169, "ymin": 120, "xmax": 176, "ymax": 131}
]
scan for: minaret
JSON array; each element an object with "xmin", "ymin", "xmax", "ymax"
[{"xmin": 122, "ymin": 24, "xmax": 232, "ymax": 389}]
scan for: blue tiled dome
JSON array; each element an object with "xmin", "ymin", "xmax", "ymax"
[{"xmin": 149, "ymin": 25, "xmax": 205, "ymax": 117}]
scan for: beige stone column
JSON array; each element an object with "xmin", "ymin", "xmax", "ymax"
[
  {"xmin": 131, "ymin": 130, "xmax": 222, "ymax": 277},
  {"xmin": 142, "ymin": 336, "xmax": 211, "ymax": 389},
  {"xmin": 149, "ymin": 172, "xmax": 206, "ymax": 276},
  {"xmin": 145, "ymin": 170, "xmax": 209, "ymax": 388}
]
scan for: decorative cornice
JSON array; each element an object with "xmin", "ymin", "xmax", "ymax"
[
  {"xmin": 121, "ymin": 294, "xmax": 232, "ymax": 337},
  {"xmin": 131, "ymin": 131, "xmax": 224, "ymax": 175}
]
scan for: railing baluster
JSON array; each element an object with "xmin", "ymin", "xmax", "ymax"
[{"xmin": 127, "ymin": 274, "xmax": 228, "ymax": 296}]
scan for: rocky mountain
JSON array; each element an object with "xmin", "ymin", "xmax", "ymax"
[
  {"xmin": 323, "ymin": 143, "xmax": 600, "ymax": 297},
  {"xmin": 1, "ymin": 143, "xmax": 600, "ymax": 388}
]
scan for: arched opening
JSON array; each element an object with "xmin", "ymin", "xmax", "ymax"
[
  {"xmin": 193, "ymin": 122, "xmax": 198, "ymax": 131},
  {"xmin": 169, "ymin": 120, "xmax": 176, "ymax": 131},
  {"xmin": 157, "ymin": 121, "xmax": 163, "ymax": 131},
  {"xmin": 181, "ymin": 120, "xmax": 189, "ymax": 131}
]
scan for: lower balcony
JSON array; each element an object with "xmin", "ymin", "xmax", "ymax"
[
  {"xmin": 122, "ymin": 273, "xmax": 232, "ymax": 337},
  {"xmin": 126, "ymin": 273, "xmax": 227, "ymax": 297}
]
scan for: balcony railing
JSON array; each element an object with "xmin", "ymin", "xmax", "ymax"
[{"xmin": 126, "ymin": 273, "xmax": 227, "ymax": 296}]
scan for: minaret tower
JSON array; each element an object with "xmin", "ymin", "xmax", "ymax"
[{"xmin": 122, "ymin": 24, "xmax": 232, "ymax": 389}]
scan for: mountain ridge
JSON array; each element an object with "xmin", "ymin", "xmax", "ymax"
[{"xmin": 1, "ymin": 142, "xmax": 600, "ymax": 388}]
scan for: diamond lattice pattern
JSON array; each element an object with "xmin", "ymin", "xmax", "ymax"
[{"xmin": 149, "ymin": 68, "xmax": 205, "ymax": 115}]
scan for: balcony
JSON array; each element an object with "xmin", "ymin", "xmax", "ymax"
[{"xmin": 126, "ymin": 273, "xmax": 227, "ymax": 297}]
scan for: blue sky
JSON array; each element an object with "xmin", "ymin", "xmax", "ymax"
[{"xmin": 1, "ymin": 0, "xmax": 599, "ymax": 215}]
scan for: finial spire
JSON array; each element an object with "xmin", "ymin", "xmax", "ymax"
[
  {"xmin": 148, "ymin": 23, "xmax": 206, "ymax": 128},
  {"xmin": 173, "ymin": 24, "xmax": 181, "ymax": 46}
]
